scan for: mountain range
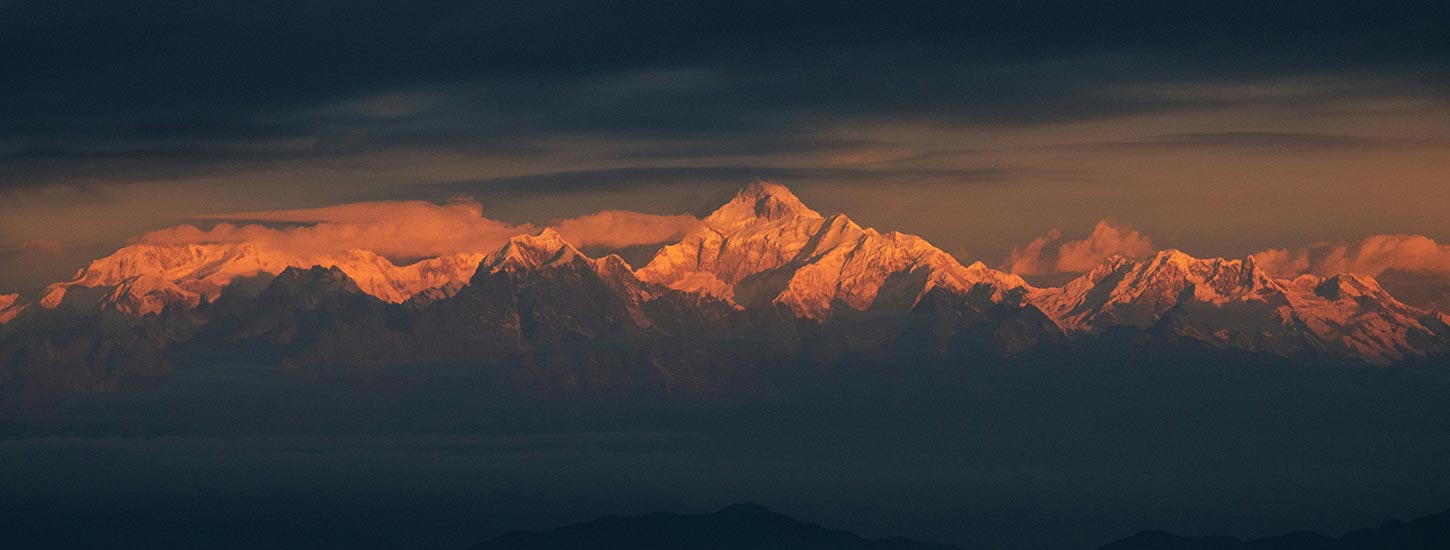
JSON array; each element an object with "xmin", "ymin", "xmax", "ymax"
[
  {"xmin": 2, "ymin": 181, "xmax": 1448, "ymax": 398},
  {"xmin": 467, "ymin": 503, "xmax": 1450, "ymax": 550},
  {"xmin": 472, "ymin": 503, "xmax": 960, "ymax": 550}
]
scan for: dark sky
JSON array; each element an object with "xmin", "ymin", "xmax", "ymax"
[{"xmin": 2, "ymin": 1, "xmax": 1449, "ymax": 291}]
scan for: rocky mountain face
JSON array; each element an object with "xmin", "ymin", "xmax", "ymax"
[{"xmin": 2, "ymin": 182, "xmax": 1448, "ymax": 400}]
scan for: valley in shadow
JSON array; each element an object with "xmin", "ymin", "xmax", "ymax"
[{"xmin": 2, "ymin": 346, "xmax": 1449, "ymax": 550}]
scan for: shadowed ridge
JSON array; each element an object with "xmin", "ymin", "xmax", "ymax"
[
  {"xmin": 264, "ymin": 265, "xmax": 366, "ymax": 300},
  {"xmin": 1098, "ymin": 531, "xmax": 1246, "ymax": 550},
  {"xmin": 470, "ymin": 503, "xmax": 964, "ymax": 550},
  {"xmin": 177, "ymin": 264, "xmax": 401, "ymax": 367},
  {"xmin": 1096, "ymin": 507, "xmax": 1450, "ymax": 550}
]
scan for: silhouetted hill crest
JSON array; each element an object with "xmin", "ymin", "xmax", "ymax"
[
  {"xmin": 1098, "ymin": 507, "xmax": 1450, "ymax": 550},
  {"xmin": 470, "ymin": 503, "xmax": 963, "ymax": 550}
]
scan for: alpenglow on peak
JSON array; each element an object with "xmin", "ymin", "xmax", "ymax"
[
  {"xmin": 705, "ymin": 180, "xmax": 822, "ymax": 225},
  {"xmin": 635, "ymin": 181, "xmax": 1030, "ymax": 319}
]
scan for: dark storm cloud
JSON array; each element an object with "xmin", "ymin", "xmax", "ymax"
[{"xmin": 1, "ymin": 0, "xmax": 1447, "ymax": 189}]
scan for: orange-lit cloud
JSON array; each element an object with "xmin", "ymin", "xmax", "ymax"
[
  {"xmin": 139, "ymin": 198, "xmax": 700, "ymax": 261},
  {"xmin": 552, "ymin": 210, "xmax": 700, "ymax": 249},
  {"xmin": 1251, "ymin": 234, "xmax": 1450, "ymax": 278},
  {"xmin": 1004, "ymin": 220, "xmax": 1156, "ymax": 276},
  {"xmin": 173, "ymin": 199, "xmax": 524, "ymax": 259}
]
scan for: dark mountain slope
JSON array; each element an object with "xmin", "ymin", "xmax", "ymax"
[
  {"xmin": 1099, "ymin": 507, "xmax": 1450, "ymax": 550},
  {"xmin": 471, "ymin": 503, "xmax": 963, "ymax": 550}
]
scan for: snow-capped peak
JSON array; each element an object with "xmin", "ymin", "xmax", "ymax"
[
  {"xmin": 590, "ymin": 253, "xmax": 636, "ymax": 279},
  {"xmin": 1031, "ymin": 249, "xmax": 1446, "ymax": 365},
  {"xmin": 38, "ymin": 241, "xmax": 488, "ymax": 317},
  {"xmin": 38, "ymin": 242, "xmax": 298, "ymax": 314},
  {"xmin": 1310, "ymin": 272, "xmax": 1386, "ymax": 298},
  {"xmin": 1030, "ymin": 249, "xmax": 1275, "ymax": 332},
  {"xmin": 753, "ymin": 214, "xmax": 1030, "ymax": 319},
  {"xmin": 325, "ymin": 249, "xmax": 488, "ymax": 304},
  {"xmin": 637, "ymin": 182, "xmax": 827, "ymax": 299},
  {"xmin": 472, "ymin": 230, "xmax": 648, "ymax": 299},
  {"xmin": 480, "ymin": 228, "xmax": 584, "ymax": 273},
  {"xmin": 638, "ymin": 183, "xmax": 1032, "ymax": 320},
  {"xmin": 706, "ymin": 180, "xmax": 821, "ymax": 226}
]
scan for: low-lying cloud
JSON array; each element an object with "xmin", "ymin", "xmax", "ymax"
[
  {"xmin": 1251, "ymin": 234, "xmax": 1450, "ymax": 279},
  {"xmin": 552, "ymin": 210, "xmax": 700, "ymax": 250},
  {"xmin": 1005, "ymin": 222, "xmax": 1450, "ymax": 282},
  {"xmin": 1004, "ymin": 220, "xmax": 1156, "ymax": 276},
  {"xmin": 139, "ymin": 198, "xmax": 700, "ymax": 261}
]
